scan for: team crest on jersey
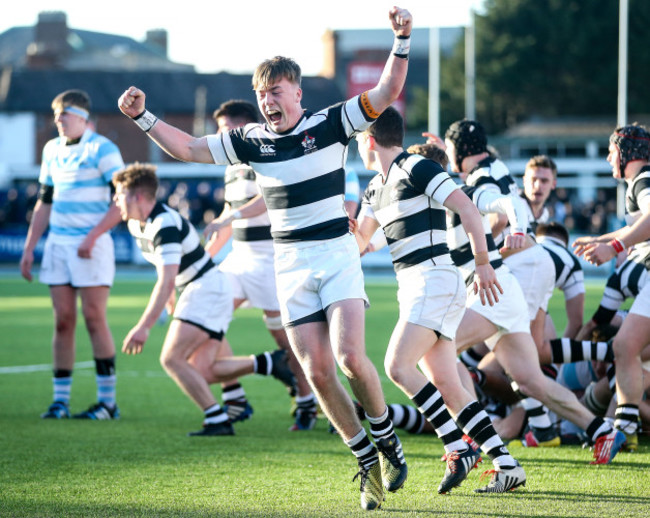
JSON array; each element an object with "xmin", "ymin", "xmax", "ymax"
[
  {"xmin": 260, "ymin": 144, "xmax": 276, "ymax": 156},
  {"xmin": 302, "ymin": 133, "xmax": 317, "ymax": 154}
]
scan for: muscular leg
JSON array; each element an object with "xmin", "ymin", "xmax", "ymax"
[
  {"xmin": 263, "ymin": 309, "xmax": 311, "ymax": 398},
  {"xmin": 493, "ymin": 332, "xmax": 600, "ymax": 431},
  {"xmin": 612, "ymin": 313, "xmax": 650, "ymax": 434},
  {"xmin": 188, "ymin": 336, "xmax": 258, "ymax": 384},
  {"xmin": 160, "ymin": 320, "xmax": 220, "ymax": 410},
  {"xmin": 286, "ymin": 319, "xmax": 361, "ymax": 440},
  {"xmin": 50, "ymin": 285, "xmax": 78, "ymax": 370},
  {"xmin": 386, "ymin": 320, "xmax": 472, "ymax": 412},
  {"xmin": 326, "ymin": 299, "xmax": 386, "ymax": 419},
  {"xmin": 79, "ymin": 286, "xmax": 115, "ymax": 358},
  {"xmin": 612, "ymin": 314, "xmax": 650, "ymax": 406}
]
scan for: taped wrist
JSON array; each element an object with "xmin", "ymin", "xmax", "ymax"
[
  {"xmin": 133, "ymin": 110, "xmax": 158, "ymax": 132},
  {"xmin": 392, "ymin": 35, "xmax": 411, "ymax": 59}
]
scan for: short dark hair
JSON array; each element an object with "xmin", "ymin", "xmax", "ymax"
[
  {"xmin": 113, "ymin": 162, "xmax": 158, "ymax": 200},
  {"xmin": 51, "ymin": 89, "xmax": 91, "ymax": 113},
  {"xmin": 252, "ymin": 56, "xmax": 301, "ymax": 90},
  {"xmin": 366, "ymin": 106, "xmax": 404, "ymax": 148},
  {"xmin": 212, "ymin": 100, "xmax": 259, "ymax": 124},
  {"xmin": 526, "ymin": 155, "xmax": 557, "ymax": 179},
  {"xmin": 536, "ymin": 221, "xmax": 569, "ymax": 245},
  {"xmin": 407, "ymin": 142, "xmax": 449, "ymax": 169}
]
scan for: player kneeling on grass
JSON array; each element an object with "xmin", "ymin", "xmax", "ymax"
[{"xmin": 112, "ymin": 163, "xmax": 295, "ymax": 436}]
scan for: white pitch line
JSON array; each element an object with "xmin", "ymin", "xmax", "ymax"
[{"xmin": 0, "ymin": 361, "xmax": 95, "ymax": 374}]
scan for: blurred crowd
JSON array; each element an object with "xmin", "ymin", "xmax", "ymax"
[
  {"xmin": 0, "ymin": 177, "xmax": 621, "ymax": 236},
  {"xmin": 0, "ymin": 178, "xmax": 227, "ymax": 232}
]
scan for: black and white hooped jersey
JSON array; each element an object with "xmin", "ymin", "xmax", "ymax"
[
  {"xmin": 465, "ymin": 157, "xmax": 526, "ymax": 245},
  {"xmin": 592, "ymin": 246, "xmax": 650, "ymax": 325},
  {"xmin": 206, "ymin": 96, "xmax": 377, "ymax": 244},
  {"xmin": 223, "ymin": 163, "xmax": 273, "ymax": 253},
  {"xmin": 523, "ymin": 196, "xmax": 550, "ymax": 236},
  {"xmin": 127, "ymin": 202, "xmax": 214, "ymax": 287},
  {"xmin": 624, "ymin": 166, "xmax": 650, "ymax": 254},
  {"xmin": 536, "ymin": 235, "xmax": 585, "ymax": 300},
  {"xmin": 359, "ymin": 152, "xmax": 458, "ymax": 272},
  {"xmin": 447, "ymin": 183, "xmax": 505, "ymax": 285}
]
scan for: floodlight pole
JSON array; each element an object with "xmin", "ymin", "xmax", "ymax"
[
  {"xmin": 428, "ymin": 27, "xmax": 440, "ymax": 137},
  {"xmin": 465, "ymin": 9, "xmax": 476, "ymax": 120},
  {"xmin": 617, "ymin": 0, "xmax": 629, "ymax": 220}
]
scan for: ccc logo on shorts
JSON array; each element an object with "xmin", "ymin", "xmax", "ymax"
[{"xmin": 260, "ymin": 144, "xmax": 276, "ymax": 155}]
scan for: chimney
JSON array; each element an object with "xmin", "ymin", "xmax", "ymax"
[
  {"xmin": 145, "ymin": 29, "xmax": 168, "ymax": 57},
  {"xmin": 26, "ymin": 11, "xmax": 70, "ymax": 69}
]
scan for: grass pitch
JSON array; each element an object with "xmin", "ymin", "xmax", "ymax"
[{"xmin": 0, "ymin": 272, "xmax": 648, "ymax": 517}]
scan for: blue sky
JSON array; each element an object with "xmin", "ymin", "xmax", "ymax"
[{"xmin": 1, "ymin": 0, "xmax": 482, "ymax": 75}]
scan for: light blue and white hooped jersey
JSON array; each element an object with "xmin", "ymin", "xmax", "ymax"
[
  {"xmin": 359, "ymin": 152, "xmax": 458, "ymax": 273},
  {"xmin": 206, "ymin": 96, "xmax": 377, "ymax": 244},
  {"xmin": 39, "ymin": 129, "xmax": 124, "ymax": 243}
]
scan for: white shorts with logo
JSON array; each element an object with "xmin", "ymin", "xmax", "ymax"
[
  {"xmin": 174, "ymin": 266, "xmax": 233, "ymax": 337},
  {"xmin": 396, "ymin": 263, "xmax": 466, "ymax": 341},
  {"xmin": 274, "ymin": 233, "xmax": 368, "ymax": 326},
  {"xmin": 467, "ymin": 267, "xmax": 531, "ymax": 350},
  {"xmin": 218, "ymin": 245, "xmax": 280, "ymax": 311},
  {"xmin": 503, "ymin": 244, "xmax": 555, "ymax": 319},
  {"xmin": 629, "ymin": 282, "xmax": 650, "ymax": 319},
  {"xmin": 39, "ymin": 233, "xmax": 115, "ymax": 288}
]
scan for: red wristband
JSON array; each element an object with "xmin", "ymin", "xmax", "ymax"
[{"xmin": 609, "ymin": 238, "xmax": 625, "ymax": 254}]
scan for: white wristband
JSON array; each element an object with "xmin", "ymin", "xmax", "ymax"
[
  {"xmin": 230, "ymin": 210, "xmax": 242, "ymax": 220},
  {"xmin": 133, "ymin": 110, "xmax": 158, "ymax": 132},
  {"xmin": 392, "ymin": 35, "xmax": 411, "ymax": 59}
]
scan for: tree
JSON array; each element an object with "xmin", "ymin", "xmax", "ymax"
[{"xmin": 439, "ymin": 0, "xmax": 650, "ymax": 133}]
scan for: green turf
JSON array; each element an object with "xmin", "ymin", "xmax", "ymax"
[{"xmin": 0, "ymin": 274, "xmax": 648, "ymax": 517}]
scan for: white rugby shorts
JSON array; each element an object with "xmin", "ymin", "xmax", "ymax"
[
  {"xmin": 174, "ymin": 266, "xmax": 233, "ymax": 336},
  {"xmin": 629, "ymin": 282, "xmax": 650, "ymax": 319},
  {"xmin": 218, "ymin": 245, "xmax": 280, "ymax": 311},
  {"xmin": 39, "ymin": 233, "xmax": 115, "ymax": 288},
  {"xmin": 274, "ymin": 233, "xmax": 368, "ymax": 326},
  {"xmin": 467, "ymin": 267, "xmax": 531, "ymax": 350},
  {"xmin": 504, "ymin": 244, "xmax": 555, "ymax": 319},
  {"xmin": 396, "ymin": 263, "xmax": 466, "ymax": 340}
]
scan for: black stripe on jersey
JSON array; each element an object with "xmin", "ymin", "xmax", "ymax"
[
  {"xmin": 153, "ymin": 220, "xmax": 190, "ymax": 249},
  {"xmin": 178, "ymin": 258, "xmax": 215, "ymax": 288},
  {"xmin": 262, "ymin": 169, "xmax": 344, "ymax": 210},
  {"xmin": 230, "ymin": 106, "xmax": 349, "ymax": 164},
  {"xmin": 229, "ymin": 197, "xmax": 258, "ymax": 210},
  {"xmin": 149, "ymin": 202, "xmax": 167, "ymax": 220},
  {"xmin": 393, "ymin": 244, "xmax": 449, "ymax": 271},
  {"xmin": 627, "ymin": 170, "xmax": 650, "ymax": 213},
  {"xmin": 592, "ymin": 306, "xmax": 617, "ymax": 326},
  {"xmin": 546, "ymin": 248, "xmax": 566, "ymax": 284},
  {"xmin": 383, "ymin": 209, "xmax": 447, "ymax": 244},
  {"xmin": 627, "ymin": 260, "xmax": 646, "ymax": 294},
  {"xmin": 271, "ymin": 217, "xmax": 349, "ymax": 243},
  {"xmin": 178, "ymin": 245, "xmax": 207, "ymax": 275},
  {"xmin": 451, "ymin": 245, "xmax": 503, "ymax": 272},
  {"xmin": 232, "ymin": 226, "xmax": 273, "ymax": 241}
]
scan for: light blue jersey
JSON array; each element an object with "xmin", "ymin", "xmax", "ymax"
[{"xmin": 39, "ymin": 129, "xmax": 124, "ymax": 242}]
